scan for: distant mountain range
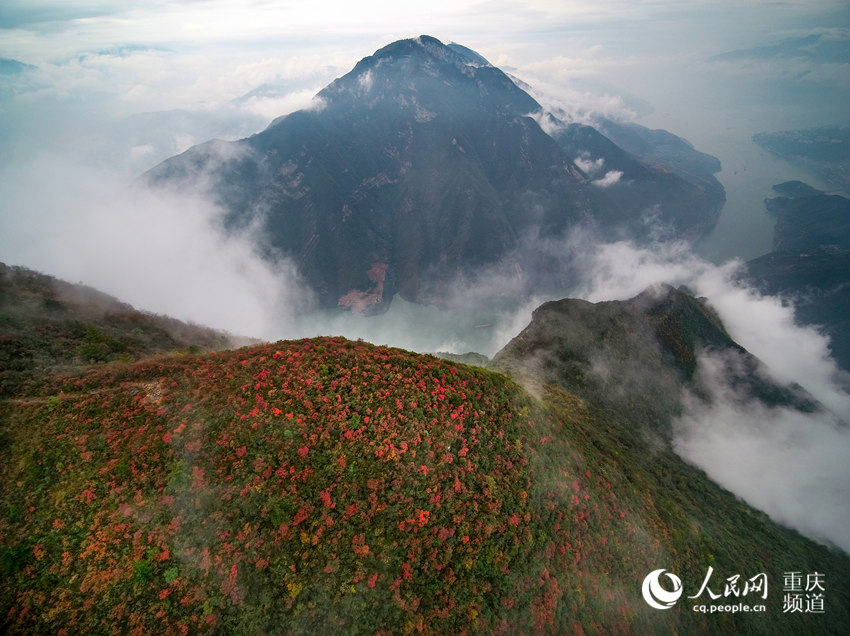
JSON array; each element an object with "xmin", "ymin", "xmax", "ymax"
[
  {"xmin": 753, "ymin": 127, "xmax": 850, "ymax": 193},
  {"xmin": 146, "ymin": 36, "xmax": 724, "ymax": 314},
  {"xmin": 711, "ymin": 33, "xmax": 850, "ymax": 66}
]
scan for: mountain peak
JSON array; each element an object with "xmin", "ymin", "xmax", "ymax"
[
  {"xmin": 341, "ymin": 35, "xmax": 467, "ymax": 78},
  {"xmin": 368, "ymin": 35, "xmax": 473, "ymax": 68},
  {"xmin": 146, "ymin": 38, "xmax": 725, "ymax": 314},
  {"xmin": 318, "ymin": 36, "xmax": 538, "ymax": 117}
]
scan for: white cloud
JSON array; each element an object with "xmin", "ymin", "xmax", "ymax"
[
  {"xmin": 574, "ymin": 154, "xmax": 605, "ymax": 175},
  {"xmin": 239, "ymin": 91, "xmax": 326, "ymax": 121},
  {"xmin": 567, "ymin": 236, "xmax": 850, "ymax": 551},
  {"xmin": 525, "ymin": 80, "xmax": 639, "ymax": 125},
  {"xmin": 573, "ymin": 238, "xmax": 702, "ymax": 301},
  {"xmin": 693, "ymin": 266, "xmax": 850, "ymax": 416},
  {"xmin": 172, "ymin": 132, "xmax": 194, "ymax": 154},
  {"xmin": 591, "ymin": 169, "xmax": 622, "ymax": 187}
]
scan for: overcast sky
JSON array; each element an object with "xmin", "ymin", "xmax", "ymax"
[{"xmin": 2, "ymin": 1, "xmax": 847, "ymax": 125}]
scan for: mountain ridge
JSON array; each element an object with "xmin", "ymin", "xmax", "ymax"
[
  {"xmin": 490, "ymin": 283, "xmax": 822, "ymax": 435},
  {"xmin": 0, "ymin": 262, "xmax": 246, "ymax": 397}
]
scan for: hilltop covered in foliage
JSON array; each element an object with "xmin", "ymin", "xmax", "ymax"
[{"xmin": 2, "ymin": 333, "xmax": 849, "ymax": 634}]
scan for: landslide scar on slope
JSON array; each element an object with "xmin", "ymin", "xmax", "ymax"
[{"xmin": 338, "ymin": 262, "xmax": 389, "ymax": 313}]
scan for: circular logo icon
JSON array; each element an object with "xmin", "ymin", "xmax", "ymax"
[{"xmin": 642, "ymin": 569, "xmax": 683, "ymax": 610}]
